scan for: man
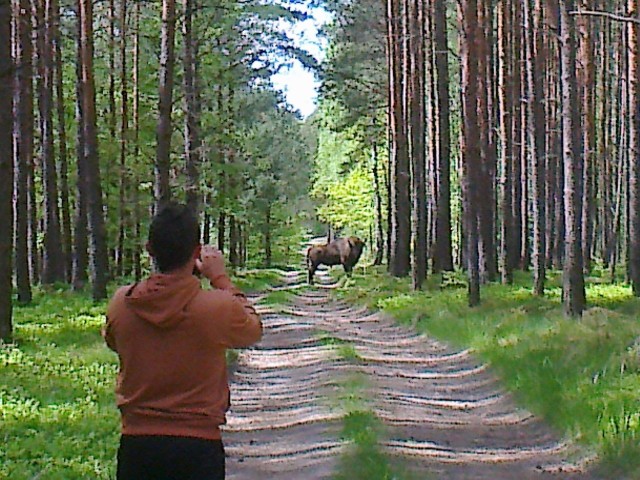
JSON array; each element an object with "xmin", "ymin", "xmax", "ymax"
[{"xmin": 103, "ymin": 203, "xmax": 262, "ymax": 480}]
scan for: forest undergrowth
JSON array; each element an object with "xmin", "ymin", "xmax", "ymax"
[
  {"xmin": 334, "ymin": 265, "xmax": 640, "ymax": 478},
  {"xmin": 0, "ymin": 270, "xmax": 283, "ymax": 479},
  {"xmin": 2, "ymin": 267, "xmax": 640, "ymax": 478}
]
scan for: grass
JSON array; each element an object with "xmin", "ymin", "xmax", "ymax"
[
  {"xmin": 1, "ymin": 287, "xmax": 118, "ymax": 479},
  {"xmin": 330, "ymin": 372, "xmax": 415, "ymax": 480},
  {"xmin": 5, "ymin": 264, "xmax": 640, "ymax": 478},
  {"xmin": 334, "ymin": 265, "xmax": 640, "ymax": 478},
  {"xmin": 231, "ymin": 268, "xmax": 286, "ymax": 292},
  {"xmin": 0, "ymin": 269, "xmax": 283, "ymax": 479}
]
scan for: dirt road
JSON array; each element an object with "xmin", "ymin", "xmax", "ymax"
[{"xmin": 223, "ymin": 270, "xmax": 597, "ymax": 479}]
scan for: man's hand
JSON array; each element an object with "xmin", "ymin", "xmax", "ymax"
[{"xmin": 195, "ymin": 246, "xmax": 227, "ymax": 281}]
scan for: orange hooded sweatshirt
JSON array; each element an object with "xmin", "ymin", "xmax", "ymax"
[{"xmin": 103, "ymin": 272, "xmax": 261, "ymax": 440}]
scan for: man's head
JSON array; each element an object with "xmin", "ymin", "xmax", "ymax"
[{"xmin": 147, "ymin": 203, "xmax": 200, "ymax": 273}]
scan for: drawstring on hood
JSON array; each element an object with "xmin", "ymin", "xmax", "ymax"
[{"xmin": 125, "ymin": 272, "xmax": 201, "ymax": 329}]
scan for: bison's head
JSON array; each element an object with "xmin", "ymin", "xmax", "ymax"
[{"xmin": 347, "ymin": 236, "xmax": 365, "ymax": 262}]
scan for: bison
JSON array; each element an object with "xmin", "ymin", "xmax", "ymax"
[{"xmin": 307, "ymin": 236, "xmax": 365, "ymax": 285}]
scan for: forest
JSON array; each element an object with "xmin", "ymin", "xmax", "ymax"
[{"xmin": 2, "ymin": 0, "xmax": 640, "ymax": 478}]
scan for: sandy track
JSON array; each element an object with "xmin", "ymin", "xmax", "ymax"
[{"xmin": 223, "ymin": 271, "xmax": 598, "ymax": 479}]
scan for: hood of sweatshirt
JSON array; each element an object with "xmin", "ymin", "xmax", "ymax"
[{"xmin": 124, "ymin": 272, "xmax": 201, "ymax": 329}]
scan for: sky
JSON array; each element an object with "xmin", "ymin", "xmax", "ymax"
[{"xmin": 271, "ymin": 7, "xmax": 332, "ymax": 118}]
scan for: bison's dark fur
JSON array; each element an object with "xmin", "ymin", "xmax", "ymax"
[{"xmin": 307, "ymin": 237, "xmax": 365, "ymax": 285}]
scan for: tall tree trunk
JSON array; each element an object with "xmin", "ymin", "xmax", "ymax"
[
  {"xmin": 461, "ymin": 0, "xmax": 481, "ymax": 306},
  {"xmin": 0, "ymin": 0, "xmax": 13, "ymax": 341},
  {"xmin": 510, "ymin": 2, "xmax": 523, "ymax": 274},
  {"xmin": 578, "ymin": 0, "xmax": 596, "ymax": 274},
  {"xmin": 433, "ymin": 0, "xmax": 453, "ymax": 272},
  {"xmin": 14, "ymin": 0, "xmax": 33, "ymax": 303},
  {"xmin": 217, "ymin": 211, "xmax": 226, "ymax": 253},
  {"xmin": 519, "ymin": 4, "xmax": 530, "ymax": 271},
  {"xmin": 558, "ymin": 0, "xmax": 586, "ymax": 316},
  {"xmin": 79, "ymin": 0, "xmax": 109, "ymax": 300},
  {"xmin": 629, "ymin": 0, "xmax": 640, "ymax": 295},
  {"xmin": 184, "ymin": 0, "xmax": 201, "ymax": 213},
  {"xmin": 527, "ymin": 0, "xmax": 547, "ymax": 295},
  {"xmin": 155, "ymin": 0, "xmax": 176, "ymax": 208},
  {"xmin": 264, "ymin": 206, "xmax": 272, "ymax": 267},
  {"xmin": 498, "ymin": 0, "xmax": 513, "ymax": 284},
  {"xmin": 387, "ymin": 0, "xmax": 411, "ymax": 277},
  {"xmin": 38, "ymin": 0, "xmax": 65, "ymax": 284},
  {"xmin": 229, "ymin": 215, "xmax": 239, "ymax": 267},
  {"xmin": 72, "ymin": 1, "xmax": 88, "ymax": 290},
  {"xmin": 410, "ymin": 0, "xmax": 426, "ymax": 289},
  {"xmin": 132, "ymin": 0, "xmax": 141, "ymax": 280},
  {"xmin": 117, "ymin": 0, "xmax": 128, "ymax": 278},
  {"xmin": 52, "ymin": 0, "xmax": 71, "ymax": 283},
  {"xmin": 372, "ymin": 139, "xmax": 385, "ymax": 266},
  {"xmin": 477, "ymin": 0, "xmax": 497, "ymax": 282}
]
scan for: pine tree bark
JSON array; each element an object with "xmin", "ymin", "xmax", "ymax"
[
  {"xmin": 184, "ymin": 0, "xmax": 201, "ymax": 214},
  {"xmin": 14, "ymin": 0, "xmax": 33, "ymax": 303},
  {"xmin": 72, "ymin": 1, "xmax": 88, "ymax": 290},
  {"xmin": 498, "ymin": 0, "xmax": 513, "ymax": 284},
  {"xmin": 578, "ymin": 0, "xmax": 596, "ymax": 274},
  {"xmin": 409, "ymin": 0, "xmax": 427, "ymax": 289},
  {"xmin": 558, "ymin": 0, "xmax": 586, "ymax": 316},
  {"xmin": 461, "ymin": 0, "xmax": 481, "ymax": 306},
  {"xmin": 79, "ymin": 0, "xmax": 109, "ymax": 300},
  {"xmin": 477, "ymin": 0, "xmax": 497, "ymax": 282},
  {"xmin": 433, "ymin": 0, "xmax": 453, "ymax": 272},
  {"xmin": 132, "ymin": 0, "xmax": 141, "ymax": 280},
  {"xmin": 0, "ymin": 0, "xmax": 13, "ymax": 342},
  {"xmin": 629, "ymin": 0, "xmax": 640, "ymax": 295},
  {"xmin": 372, "ymin": 139, "xmax": 385, "ymax": 266},
  {"xmin": 155, "ymin": 0, "xmax": 177, "ymax": 208},
  {"xmin": 229, "ymin": 215, "xmax": 239, "ymax": 267},
  {"xmin": 217, "ymin": 211, "xmax": 226, "ymax": 253},
  {"xmin": 38, "ymin": 0, "xmax": 65, "ymax": 284},
  {"xmin": 117, "ymin": 0, "xmax": 128, "ymax": 278},
  {"xmin": 519, "ymin": 4, "xmax": 530, "ymax": 271},
  {"xmin": 387, "ymin": 0, "xmax": 411, "ymax": 277},
  {"xmin": 264, "ymin": 205, "xmax": 272, "ymax": 267},
  {"xmin": 510, "ymin": 3, "xmax": 523, "ymax": 273},
  {"xmin": 52, "ymin": 0, "xmax": 72, "ymax": 283},
  {"xmin": 527, "ymin": 0, "xmax": 547, "ymax": 295}
]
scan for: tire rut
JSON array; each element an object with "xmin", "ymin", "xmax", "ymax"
[{"xmin": 223, "ymin": 270, "xmax": 598, "ymax": 479}]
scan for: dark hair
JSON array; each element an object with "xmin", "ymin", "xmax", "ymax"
[{"xmin": 149, "ymin": 203, "xmax": 200, "ymax": 272}]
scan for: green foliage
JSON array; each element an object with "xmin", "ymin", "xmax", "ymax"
[
  {"xmin": 336, "ymin": 266, "xmax": 640, "ymax": 476},
  {"xmin": 1, "ymin": 269, "xmax": 278, "ymax": 478},
  {"xmin": 311, "ymin": 101, "xmax": 386, "ymax": 239},
  {"xmin": 335, "ymin": 409, "xmax": 416, "ymax": 480},
  {"xmin": 230, "ymin": 268, "xmax": 285, "ymax": 292},
  {"xmin": 1, "ymin": 289, "xmax": 118, "ymax": 479}
]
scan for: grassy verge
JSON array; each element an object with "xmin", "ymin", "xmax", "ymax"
[
  {"xmin": 0, "ymin": 269, "xmax": 282, "ymax": 479},
  {"xmin": 1, "ymin": 287, "xmax": 118, "ymax": 479},
  {"xmin": 333, "ymin": 265, "xmax": 640, "ymax": 477}
]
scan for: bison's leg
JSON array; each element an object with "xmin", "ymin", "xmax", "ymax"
[
  {"xmin": 308, "ymin": 263, "xmax": 318, "ymax": 285},
  {"xmin": 343, "ymin": 263, "xmax": 353, "ymax": 277}
]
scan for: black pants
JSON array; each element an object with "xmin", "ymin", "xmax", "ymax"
[{"xmin": 117, "ymin": 435, "xmax": 225, "ymax": 480}]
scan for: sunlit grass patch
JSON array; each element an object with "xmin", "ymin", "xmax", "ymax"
[
  {"xmin": 261, "ymin": 289, "xmax": 292, "ymax": 306},
  {"xmin": 231, "ymin": 268, "xmax": 285, "ymax": 292},
  {"xmin": 335, "ymin": 265, "xmax": 640, "ymax": 475},
  {"xmin": 2, "ymin": 288, "xmax": 118, "ymax": 479},
  {"xmin": 335, "ymin": 410, "xmax": 418, "ymax": 480}
]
